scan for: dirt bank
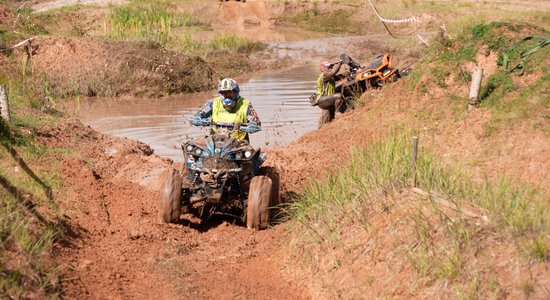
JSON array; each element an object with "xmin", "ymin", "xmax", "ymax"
[{"xmin": 4, "ymin": 36, "xmax": 264, "ymax": 98}]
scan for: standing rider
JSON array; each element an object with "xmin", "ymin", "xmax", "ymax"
[
  {"xmin": 191, "ymin": 78, "xmax": 261, "ymax": 143},
  {"xmin": 310, "ymin": 59, "xmax": 345, "ymax": 127}
]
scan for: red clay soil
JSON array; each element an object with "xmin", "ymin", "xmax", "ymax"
[
  {"xmin": 5, "ymin": 1, "xmax": 548, "ymax": 299},
  {"xmin": 0, "ymin": 5, "xmax": 14, "ymax": 27},
  {"xmin": 42, "ymin": 120, "xmax": 308, "ymax": 299},
  {"xmin": 36, "ymin": 71, "xmax": 549, "ymax": 299}
]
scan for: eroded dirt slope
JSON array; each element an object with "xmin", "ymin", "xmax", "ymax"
[{"xmin": 43, "ymin": 120, "xmax": 307, "ymax": 299}]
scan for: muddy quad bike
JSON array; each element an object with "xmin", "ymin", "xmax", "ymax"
[
  {"xmin": 310, "ymin": 53, "xmax": 407, "ymax": 113},
  {"xmin": 159, "ymin": 121, "xmax": 278, "ymax": 230},
  {"xmin": 335, "ymin": 53, "xmax": 404, "ymax": 99}
]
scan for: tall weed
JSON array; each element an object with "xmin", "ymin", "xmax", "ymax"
[
  {"xmin": 286, "ymin": 131, "xmax": 549, "ymax": 285},
  {"xmin": 109, "ymin": 2, "xmax": 201, "ymax": 43},
  {"xmin": 208, "ymin": 34, "xmax": 266, "ymax": 53}
]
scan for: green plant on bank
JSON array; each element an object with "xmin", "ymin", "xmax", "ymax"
[
  {"xmin": 408, "ymin": 21, "xmax": 549, "ymax": 136},
  {"xmin": 286, "ymin": 132, "xmax": 549, "ymax": 296},
  {"xmin": 281, "ymin": 8, "xmax": 358, "ymax": 35},
  {"xmin": 480, "ymin": 70, "xmax": 549, "ymax": 136},
  {"xmin": 173, "ymin": 33, "xmax": 266, "ymax": 56},
  {"xmin": 13, "ymin": 6, "xmax": 49, "ymax": 36},
  {"xmin": 208, "ymin": 34, "xmax": 266, "ymax": 53},
  {"xmin": 433, "ymin": 22, "xmax": 544, "ymax": 70},
  {"xmin": 479, "ymin": 70, "xmax": 515, "ymax": 103},
  {"xmin": 175, "ymin": 33, "xmax": 204, "ymax": 55},
  {"xmin": 108, "ymin": 1, "xmax": 202, "ymax": 43},
  {"xmin": 2, "ymin": 77, "xmax": 34, "ymax": 106},
  {"xmin": 0, "ymin": 117, "xmax": 63, "ymax": 298}
]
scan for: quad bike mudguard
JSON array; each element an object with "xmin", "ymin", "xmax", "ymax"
[
  {"xmin": 353, "ymin": 53, "xmax": 398, "ymax": 84},
  {"xmin": 335, "ymin": 53, "xmax": 399, "ymax": 93}
]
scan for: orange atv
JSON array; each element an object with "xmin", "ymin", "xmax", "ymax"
[
  {"xmin": 309, "ymin": 53, "xmax": 410, "ymax": 120},
  {"xmin": 335, "ymin": 53, "xmax": 407, "ymax": 100}
]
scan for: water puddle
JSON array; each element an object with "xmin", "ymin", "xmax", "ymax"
[{"xmin": 70, "ymin": 64, "xmax": 321, "ymax": 161}]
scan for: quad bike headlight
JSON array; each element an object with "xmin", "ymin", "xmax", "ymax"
[
  {"xmin": 244, "ymin": 150, "xmax": 252, "ymax": 159},
  {"xmin": 186, "ymin": 145, "xmax": 194, "ymax": 152},
  {"xmin": 194, "ymin": 148, "xmax": 203, "ymax": 156}
]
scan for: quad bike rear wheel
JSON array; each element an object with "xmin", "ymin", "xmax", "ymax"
[
  {"xmin": 159, "ymin": 168, "xmax": 182, "ymax": 223},
  {"xmin": 247, "ymin": 175, "xmax": 274, "ymax": 230}
]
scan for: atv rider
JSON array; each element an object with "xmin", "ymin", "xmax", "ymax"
[
  {"xmin": 191, "ymin": 78, "xmax": 261, "ymax": 143},
  {"xmin": 310, "ymin": 59, "xmax": 347, "ymax": 127}
]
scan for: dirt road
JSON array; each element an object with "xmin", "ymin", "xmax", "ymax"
[
  {"xmin": 17, "ymin": 1, "xmax": 549, "ymax": 299},
  {"xmin": 21, "ymin": 1, "xmax": 410, "ymax": 298},
  {"xmin": 46, "ymin": 120, "xmax": 310, "ymax": 299}
]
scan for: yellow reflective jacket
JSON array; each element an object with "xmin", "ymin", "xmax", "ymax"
[
  {"xmin": 316, "ymin": 73, "xmax": 336, "ymax": 100},
  {"xmin": 212, "ymin": 96, "xmax": 249, "ymax": 142}
]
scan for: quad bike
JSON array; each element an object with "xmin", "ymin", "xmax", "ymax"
[
  {"xmin": 159, "ymin": 121, "xmax": 278, "ymax": 230},
  {"xmin": 311, "ymin": 53, "xmax": 409, "ymax": 110},
  {"xmin": 336, "ymin": 53, "xmax": 403, "ymax": 98}
]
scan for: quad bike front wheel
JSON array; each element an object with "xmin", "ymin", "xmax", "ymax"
[
  {"xmin": 247, "ymin": 175, "xmax": 274, "ymax": 230},
  {"xmin": 159, "ymin": 168, "xmax": 182, "ymax": 223}
]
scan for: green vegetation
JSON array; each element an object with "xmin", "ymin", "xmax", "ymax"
[
  {"xmin": 407, "ymin": 21, "xmax": 549, "ymax": 135},
  {"xmin": 109, "ymin": 2, "xmax": 192, "ymax": 42},
  {"xmin": 17, "ymin": 7, "xmax": 49, "ymax": 36},
  {"xmin": 174, "ymin": 33, "xmax": 266, "ymax": 56},
  {"xmin": 0, "ymin": 118, "xmax": 63, "ymax": 299},
  {"xmin": 286, "ymin": 132, "xmax": 549, "ymax": 297},
  {"xmin": 0, "ymin": 71, "xmax": 66, "ymax": 299},
  {"xmin": 278, "ymin": 7, "xmax": 359, "ymax": 35},
  {"xmin": 208, "ymin": 34, "xmax": 266, "ymax": 53}
]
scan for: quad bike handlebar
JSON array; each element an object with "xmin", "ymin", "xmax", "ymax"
[{"xmin": 190, "ymin": 118, "xmax": 261, "ymax": 134}]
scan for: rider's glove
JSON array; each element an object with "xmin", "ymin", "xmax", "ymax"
[
  {"xmin": 190, "ymin": 116, "xmax": 210, "ymax": 127},
  {"xmin": 241, "ymin": 121, "xmax": 261, "ymax": 133}
]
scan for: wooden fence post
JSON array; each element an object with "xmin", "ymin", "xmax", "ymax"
[
  {"xmin": 0, "ymin": 85, "xmax": 10, "ymax": 122},
  {"xmin": 412, "ymin": 136, "xmax": 419, "ymax": 187},
  {"xmin": 468, "ymin": 67, "xmax": 483, "ymax": 111}
]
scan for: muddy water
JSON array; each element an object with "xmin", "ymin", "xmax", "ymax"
[{"xmin": 74, "ymin": 64, "xmax": 320, "ymax": 161}]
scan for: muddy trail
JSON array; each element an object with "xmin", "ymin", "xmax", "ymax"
[
  {"xmin": 28, "ymin": 2, "xmax": 403, "ymax": 299},
  {"xmin": 49, "ymin": 40, "xmax": 396, "ymax": 300},
  {"xmin": 5, "ymin": 0, "xmax": 548, "ymax": 299},
  {"xmin": 46, "ymin": 120, "xmax": 311, "ymax": 299}
]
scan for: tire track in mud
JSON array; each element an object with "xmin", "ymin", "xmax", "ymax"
[
  {"xmin": 47, "ymin": 121, "xmax": 309, "ymax": 299},
  {"xmin": 27, "ymin": 2, "xmax": 393, "ymax": 298}
]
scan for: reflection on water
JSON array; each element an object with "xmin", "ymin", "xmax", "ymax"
[{"xmin": 72, "ymin": 64, "xmax": 320, "ymax": 161}]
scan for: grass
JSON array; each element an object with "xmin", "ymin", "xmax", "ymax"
[
  {"xmin": 108, "ymin": 1, "xmax": 204, "ymax": 44},
  {"xmin": 172, "ymin": 33, "xmax": 267, "ymax": 56},
  {"xmin": 405, "ymin": 21, "xmax": 549, "ymax": 137},
  {"xmin": 0, "ymin": 70, "xmax": 70, "ymax": 298},
  {"xmin": 208, "ymin": 34, "xmax": 266, "ymax": 53},
  {"xmin": 273, "ymin": 0, "xmax": 548, "ymax": 39},
  {"xmin": 282, "ymin": 8, "xmax": 359, "ymax": 35},
  {"xmin": 481, "ymin": 68, "xmax": 549, "ymax": 135},
  {"xmin": 0, "ymin": 118, "xmax": 63, "ymax": 298},
  {"xmin": 285, "ymin": 131, "xmax": 549, "ymax": 297}
]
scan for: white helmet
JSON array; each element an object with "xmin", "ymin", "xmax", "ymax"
[{"xmin": 217, "ymin": 78, "xmax": 240, "ymax": 110}]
